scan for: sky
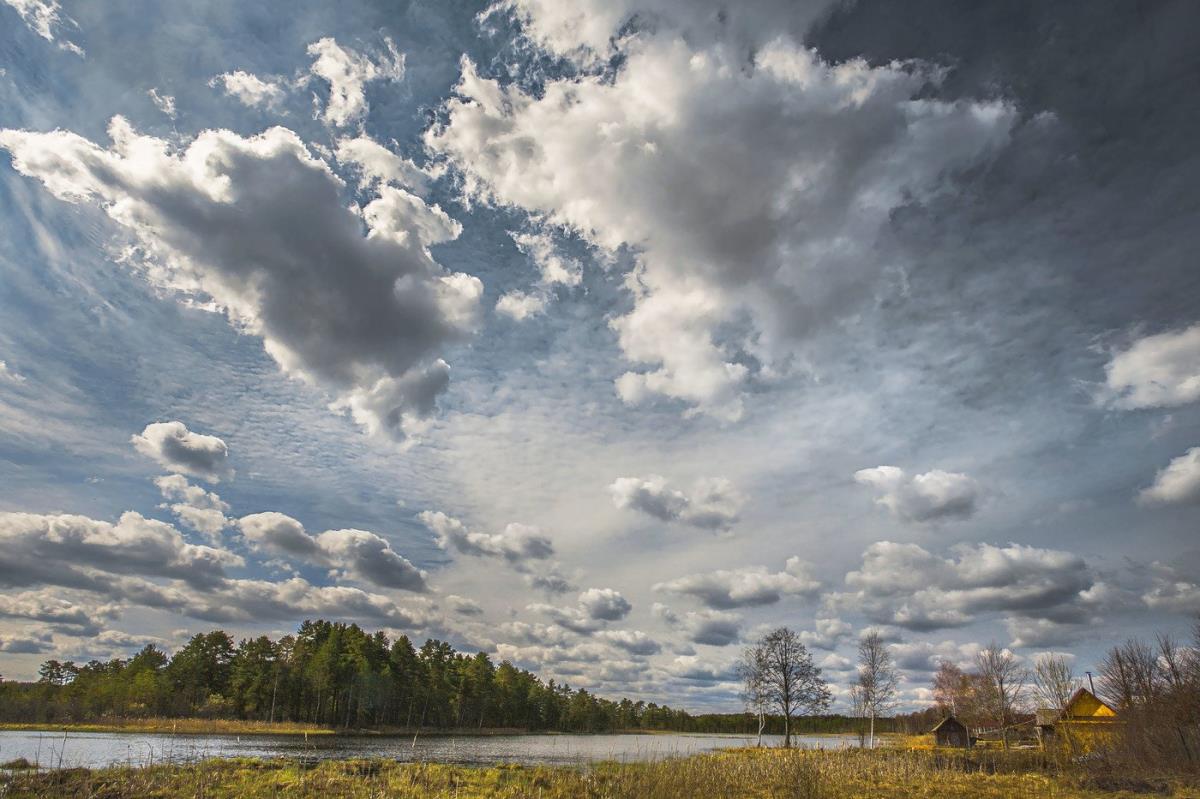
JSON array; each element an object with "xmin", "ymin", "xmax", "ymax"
[{"xmin": 0, "ymin": 0, "xmax": 1198, "ymax": 712}]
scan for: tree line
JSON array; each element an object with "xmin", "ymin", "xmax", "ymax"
[{"xmin": 1, "ymin": 619, "xmax": 861, "ymax": 735}]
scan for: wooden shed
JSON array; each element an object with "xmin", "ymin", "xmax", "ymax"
[{"xmin": 931, "ymin": 715, "xmax": 970, "ymax": 748}]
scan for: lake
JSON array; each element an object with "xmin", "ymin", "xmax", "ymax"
[{"xmin": 0, "ymin": 730, "xmax": 859, "ymax": 769}]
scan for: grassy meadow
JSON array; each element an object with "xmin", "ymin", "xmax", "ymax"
[{"xmin": 2, "ymin": 745, "xmax": 1197, "ymax": 799}]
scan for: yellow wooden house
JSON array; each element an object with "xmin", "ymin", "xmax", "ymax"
[{"xmin": 1037, "ymin": 687, "xmax": 1119, "ymax": 750}]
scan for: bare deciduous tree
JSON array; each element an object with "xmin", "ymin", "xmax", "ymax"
[
  {"xmin": 975, "ymin": 643, "xmax": 1028, "ymax": 748},
  {"xmin": 759, "ymin": 627, "xmax": 832, "ymax": 748},
  {"xmin": 856, "ymin": 630, "xmax": 898, "ymax": 748},
  {"xmin": 932, "ymin": 660, "xmax": 968, "ymax": 717},
  {"xmin": 1098, "ymin": 638, "xmax": 1159, "ymax": 709},
  {"xmin": 1032, "ymin": 653, "xmax": 1078, "ymax": 714},
  {"xmin": 736, "ymin": 643, "xmax": 770, "ymax": 747}
]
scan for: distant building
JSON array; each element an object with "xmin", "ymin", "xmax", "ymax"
[{"xmin": 931, "ymin": 715, "xmax": 970, "ymax": 748}]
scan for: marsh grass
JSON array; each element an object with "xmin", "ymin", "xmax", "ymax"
[{"xmin": 3, "ymin": 746, "xmax": 1197, "ymax": 798}]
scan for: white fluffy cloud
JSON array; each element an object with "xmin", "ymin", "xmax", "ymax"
[
  {"xmin": 512, "ymin": 231, "xmax": 582, "ymax": 288},
  {"xmin": 155, "ymin": 474, "xmax": 230, "ymax": 540},
  {"xmin": 335, "ymin": 135, "xmax": 429, "ymax": 193},
  {"xmin": 132, "ymin": 422, "xmax": 232, "ymax": 483},
  {"xmin": 599, "ymin": 629, "xmax": 661, "ymax": 656},
  {"xmin": 1103, "ymin": 323, "xmax": 1200, "ymax": 409},
  {"xmin": 653, "ymin": 558, "xmax": 819, "ymax": 609},
  {"xmin": 1138, "ymin": 446, "xmax": 1200, "ymax": 505},
  {"xmin": 307, "ymin": 36, "xmax": 404, "ymax": 127},
  {"xmin": 0, "ymin": 511, "xmax": 241, "ymax": 591},
  {"xmin": 854, "ymin": 466, "xmax": 980, "ymax": 523},
  {"xmin": 0, "ymin": 119, "xmax": 481, "ymax": 441},
  {"xmin": 237, "ymin": 512, "xmax": 428, "ymax": 592},
  {"xmin": 0, "ymin": 591, "xmax": 118, "ymax": 636},
  {"xmin": 428, "ymin": 30, "xmax": 1014, "ymax": 418},
  {"xmin": 609, "ymin": 475, "xmax": 743, "ymax": 531},
  {"xmin": 578, "ymin": 587, "xmax": 632, "ymax": 620},
  {"xmin": 531, "ymin": 587, "xmax": 632, "ymax": 633},
  {"xmin": 419, "ymin": 510, "xmax": 554, "ymax": 566},
  {"xmin": 484, "ymin": 0, "xmax": 832, "ymax": 65},
  {"xmin": 828, "ymin": 541, "xmax": 1100, "ymax": 643},
  {"xmin": 209, "ymin": 70, "xmax": 288, "ymax": 110},
  {"xmin": 681, "ymin": 609, "xmax": 741, "ymax": 647},
  {"xmin": 495, "ymin": 290, "xmax": 547, "ymax": 321},
  {"xmin": 238, "ymin": 512, "xmax": 321, "ymax": 559}
]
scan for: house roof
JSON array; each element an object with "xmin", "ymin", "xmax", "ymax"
[
  {"xmin": 1062, "ymin": 687, "xmax": 1118, "ymax": 719},
  {"xmin": 930, "ymin": 716, "xmax": 965, "ymax": 732}
]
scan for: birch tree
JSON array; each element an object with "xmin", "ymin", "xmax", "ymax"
[
  {"xmin": 855, "ymin": 630, "xmax": 898, "ymax": 747},
  {"xmin": 736, "ymin": 643, "xmax": 770, "ymax": 746}
]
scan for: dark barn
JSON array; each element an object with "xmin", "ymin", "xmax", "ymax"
[{"xmin": 931, "ymin": 716, "xmax": 970, "ymax": 748}]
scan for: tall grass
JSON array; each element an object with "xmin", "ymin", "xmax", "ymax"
[{"xmin": 3, "ymin": 745, "xmax": 1190, "ymax": 798}]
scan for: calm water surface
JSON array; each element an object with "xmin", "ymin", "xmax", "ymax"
[{"xmin": 0, "ymin": 730, "xmax": 858, "ymax": 769}]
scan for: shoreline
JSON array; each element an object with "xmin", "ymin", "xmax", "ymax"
[
  {"xmin": 0, "ymin": 721, "xmax": 801, "ymax": 739},
  {"xmin": 2, "ymin": 746, "xmax": 1187, "ymax": 798},
  {"xmin": 0, "ymin": 721, "xmax": 865, "ymax": 739}
]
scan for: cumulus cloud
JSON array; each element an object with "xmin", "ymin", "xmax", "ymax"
[
  {"xmin": 599, "ymin": 629, "xmax": 661, "ymax": 656},
  {"xmin": 495, "ymin": 290, "xmax": 547, "ymax": 321},
  {"xmin": 800, "ymin": 617, "xmax": 853, "ymax": 651},
  {"xmin": 524, "ymin": 567, "xmax": 575, "ymax": 595},
  {"xmin": 0, "ymin": 119, "xmax": 481, "ymax": 441},
  {"xmin": 828, "ymin": 541, "xmax": 1101, "ymax": 642},
  {"xmin": 653, "ymin": 558, "xmax": 819, "ymax": 609},
  {"xmin": 512, "ymin": 231, "xmax": 582, "ymax": 288},
  {"xmin": 854, "ymin": 466, "xmax": 980, "ymax": 523},
  {"xmin": 238, "ymin": 512, "xmax": 321, "ymax": 559},
  {"xmin": 419, "ymin": 510, "xmax": 554, "ymax": 566},
  {"xmin": 2, "ymin": 0, "xmax": 83, "ymax": 55},
  {"xmin": 680, "ymin": 609, "xmax": 741, "ymax": 646},
  {"xmin": 335, "ymin": 135, "xmax": 429, "ymax": 193},
  {"xmin": 183, "ymin": 576, "xmax": 434, "ymax": 628},
  {"xmin": 155, "ymin": 474, "xmax": 229, "ymax": 540},
  {"xmin": 1137, "ymin": 446, "xmax": 1200, "ymax": 506},
  {"xmin": 315, "ymin": 529, "xmax": 429, "ymax": 592},
  {"xmin": 1103, "ymin": 323, "xmax": 1200, "ymax": 409},
  {"xmin": 578, "ymin": 587, "xmax": 632, "ymax": 620},
  {"xmin": 428, "ymin": 31, "xmax": 1013, "ymax": 418},
  {"xmin": 531, "ymin": 588, "xmax": 631, "ymax": 633},
  {"xmin": 237, "ymin": 512, "xmax": 428, "ymax": 592},
  {"xmin": 209, "ymin": 70, "xmax": 289, "ymax": 110},
  {"xmin": 0, "ymin": 591, "xmax": 118, "ymax": 636},
  {"xmin": 307, "ymin": 36, "xmax": 404, "ymax": 127},
  {"xmin": 483, "ymin": 0, "xmax": 832, "ymax": 66},
  {"xmin": 0, "ymin": 511, "xmax": 241, "ymax": 592},
  {"xmin": 0, "ymin": 630, "xmax": 54, "ymax": 654},
  {"xmin": 132, "ymin": 422, "xmax": 232, "ymax": 483},
  {"xmin": 1142, "ymin": 563, "xmax": 1200, "ymax": 615},
  {"xmin": 609, "ymin": 475, "xmax": 743, "ymax": 531},
  {"xmin": 446, "ymin": 594, "xmax": 484, "ymax": 616},
  {"xmin": 889, "ymin": 640, "xmax": 982, "ymax": 673}
]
